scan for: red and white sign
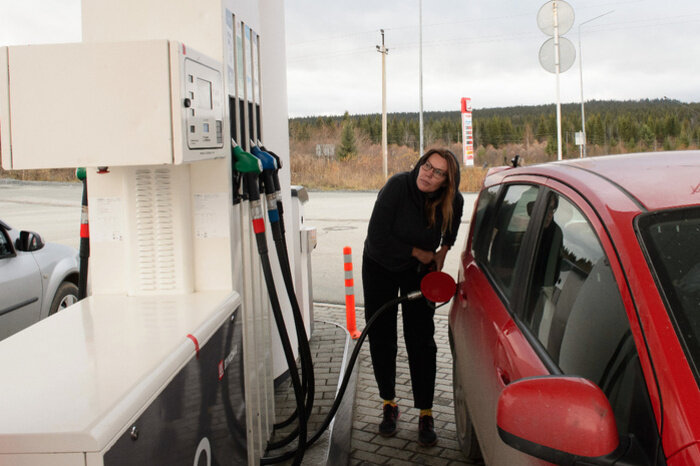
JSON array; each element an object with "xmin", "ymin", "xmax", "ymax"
[{"xmin": 461, "ymin": 97, "xmax": 474, "ymax": 166}]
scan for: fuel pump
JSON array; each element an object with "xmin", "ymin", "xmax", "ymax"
[{"xmin": 0, "ymin": 39, "xmax": 256, "ymax": 466}]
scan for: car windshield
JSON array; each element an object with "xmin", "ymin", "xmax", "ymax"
[{"xmin": 637, "ymin": 206, "xmax": 700, "ymax": 379}]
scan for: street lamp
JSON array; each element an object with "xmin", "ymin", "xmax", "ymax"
[
  {"xmin": 578, "ymin": 10, "xmax": 613, "ymax": 157},
  {"xmin": 377, "ymin": 30, "xmax": 389, "ymax": 179},
  {"xmin": 419, "ymin": 0, "xmax": 424, "ymax": 156}
]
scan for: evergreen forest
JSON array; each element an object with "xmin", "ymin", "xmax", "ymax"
[{"xmin": 289, "ymin": 98, "xmax": 700, "ymax": 166}]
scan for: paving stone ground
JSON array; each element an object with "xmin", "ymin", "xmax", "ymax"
[{"xmin": 270, "ymin": 304, "xmax": 485, "ymax": 465}]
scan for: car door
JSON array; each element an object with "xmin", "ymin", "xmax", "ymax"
[
  {"xmin": 0, "ymin": 225, "xmax": 43, "ymax": 341},
  {"xmin": 494, "ymin": 185, "xmax": 664, "ymax": 465},
  {"xmin": 452, "ymin": 180, "xmax": 550, "ymax": 464}
]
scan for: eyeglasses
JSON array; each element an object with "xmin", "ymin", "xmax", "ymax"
[{"xmin": 421, "ymin": 160, "xmax": 447, "ymax": 179}]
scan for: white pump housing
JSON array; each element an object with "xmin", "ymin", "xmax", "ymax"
[{"xmin": 0, "ymin": 40, "xmax": 226, "ymax": 169}]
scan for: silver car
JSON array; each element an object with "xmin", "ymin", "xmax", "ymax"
[{"xmin": 0, "ymin": 219, "xmax": 79, "ymax": 341}]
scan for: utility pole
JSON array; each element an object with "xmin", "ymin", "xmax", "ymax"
[
  {"xmin": 419, "ymin": 0, "xmax": 424, "ymax": 155},
  {"xmin": 376, "ymin": 29, "xmax": 389, "ymax": 179}
]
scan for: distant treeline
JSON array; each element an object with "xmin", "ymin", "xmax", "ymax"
[{"xmin": 289, "ymin": 98, "xmax": 700, "ymax": 154}]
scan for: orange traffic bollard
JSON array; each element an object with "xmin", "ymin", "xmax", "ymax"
[{"xmin": 343, "ymin": 246, "xmax": 361, "ymax": 339}]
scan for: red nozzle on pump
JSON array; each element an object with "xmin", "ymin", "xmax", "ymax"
[{"xmin": 420, "ymin": 271, "xmax": 456, "ymax": 303}]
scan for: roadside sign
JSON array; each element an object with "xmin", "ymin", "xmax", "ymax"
[{"xmin": 461, "ymin": 97, "xmax": 474, "ymax": 166}]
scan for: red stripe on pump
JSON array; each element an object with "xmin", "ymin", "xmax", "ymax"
[{"xmin": 186, "ymin": 334, "xmax": 200, "ymax": 358}]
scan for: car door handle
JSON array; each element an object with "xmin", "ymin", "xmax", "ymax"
[{"xmin": 458, "ymin": 284, "xmax": 468, "ymax": 306}]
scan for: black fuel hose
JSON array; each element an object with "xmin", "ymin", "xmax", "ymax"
[{"xmin": 76, "ymin": 168, "xmax": 89, "ymax": 300}]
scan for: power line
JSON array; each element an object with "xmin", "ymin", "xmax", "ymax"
[
  {"xmin": 287, "ymin": 10, "xmax": 700, "ymax": 63},
  {"xmin": 288, "ymin": 28, "xmax": 381, "ymax": 47},
  {"xmin": 287, "ymin": 29, "xmax": 540, "ymax": 63}
]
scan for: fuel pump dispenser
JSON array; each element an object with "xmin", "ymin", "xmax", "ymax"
[{"xmin": 0, "ymin": 0, "xmax": 303, "ymax": 464}]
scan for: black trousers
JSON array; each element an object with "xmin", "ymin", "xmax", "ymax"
[{"xmin": 362, "ymin": 254, "xmax": 436, "ymax": 409}]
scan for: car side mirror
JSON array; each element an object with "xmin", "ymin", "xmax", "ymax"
[
  {"xmin": 16, "ymin": 230, "xmax": 45, "ymax": 252},
  {"xmin": 420, "ymin": 271, "xmax": 456, "ymax": 303},
  {"xmin": 497, "ymin": 376, "xmax": 622, "ymax": 465}
]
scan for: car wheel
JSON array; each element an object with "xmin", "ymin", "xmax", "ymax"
[
  {"xmin": 453, "ymin": 358, "xmax": 482, "ymax": 461},
  {"xmin": 49, "ymin": 282, "xmax": 79, "ymax": 315}
]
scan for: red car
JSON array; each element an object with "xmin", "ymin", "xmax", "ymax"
[{"xmin": 449, "ymin": 151, "xmax": 700, "ymax": 465}]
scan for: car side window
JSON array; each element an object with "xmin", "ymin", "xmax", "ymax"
[
  {"xmin": 470, "ymin": 185, "xmax": 499, "ymax": 255},
  {"xmin": 522, "ymin": 192, "xmax": 663, "ymax": 463},
  {"xmin": 482, "ymin": 184, "xmax": 539, "ymax": 300},
  {"xmin": 0, "ymin": 228, "xmax": 13, "ymax": 258}
]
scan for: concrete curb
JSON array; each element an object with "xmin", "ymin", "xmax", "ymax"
[{"xmin": 323, "ymin": 320, "xmax": 357, "ymax": 466}]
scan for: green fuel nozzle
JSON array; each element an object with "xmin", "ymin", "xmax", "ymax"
[
  {"xmin": 232, "ymin": 141, "xmax": 263, "ymax": 202},
  {"xmin": 233, "ymin": 144, "xmax": 262, "ymax": 174}
]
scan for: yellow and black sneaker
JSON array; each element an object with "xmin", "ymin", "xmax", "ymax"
[
  {"xmin": 418, "ymin": 414, "xmax": 437, "ymax": 447},
  {"xmin": 378, "ymin": 404, "xmax": 399, "ymax": 437}
]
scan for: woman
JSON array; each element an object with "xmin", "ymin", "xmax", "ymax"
[{"xmin": 362, "ymin": 148, "xmax": 463, "ymax": 447}]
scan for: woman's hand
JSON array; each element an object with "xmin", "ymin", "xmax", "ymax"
[
  {"xmin": 434, "ymin": 246, "xmax": 449, "ymax": 271},
  {"xmin": 411, "ymin": 247, "xmax": 435, "ymax": 265}
]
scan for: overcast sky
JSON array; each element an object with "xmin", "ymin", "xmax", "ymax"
[
  {"xmin": 2, "ymin": 1, "xmax": 700, "ymax": 117},
  {"xmin": 285, "ymin": 0, "xmax": 700, "ymax": 116}
]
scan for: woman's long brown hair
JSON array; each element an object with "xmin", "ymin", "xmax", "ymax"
[{"xmin": 418, "ymin": 148, "xmax": 458, "ymax": 235}]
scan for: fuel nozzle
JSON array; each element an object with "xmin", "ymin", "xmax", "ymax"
[
  {"xmin": 251, "ymin": 145, "xmax": 283, "ymax": 229},
  {"xmin": 259, "ymin": 144, "xmax": 286, "ymax": 232},
  {"xmin": 232, "ymin": 140, "xmax": 262, "ymax": 201},
  {"xmin": 260, "ymin": 144, "xmax": 283, "ymax": 194},
  {"xmin": 251, "ymin": 146, "xmax": 278, "ymax": 195}
]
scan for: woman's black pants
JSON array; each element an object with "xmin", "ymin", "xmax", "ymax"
[{"xmin": 362, "ymin": 254, "xmax": 436, "ymax": 409}]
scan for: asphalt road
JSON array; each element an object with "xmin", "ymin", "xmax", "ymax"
[
  {"xmin": 0, "ymin": 180, "xmax": 477, "ymax": 305},
  {"xmin": 0, "ymin": 180, "xmax": 82, "ymax": 248}
]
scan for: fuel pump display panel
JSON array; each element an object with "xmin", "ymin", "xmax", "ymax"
[{"xmin": 182, "ymin": 55, "xmax": 225, "ymax": 156}]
